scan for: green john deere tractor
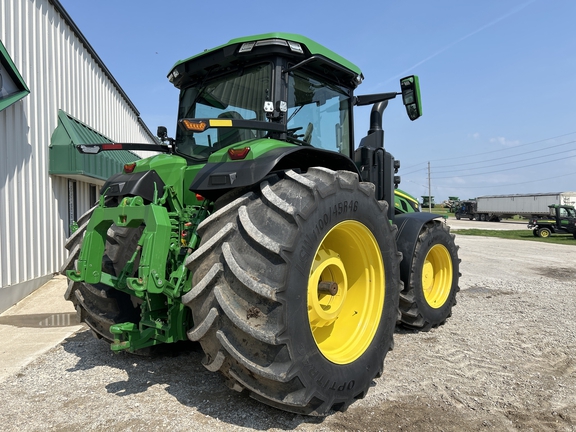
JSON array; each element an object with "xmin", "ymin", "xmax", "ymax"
[{"xmin": 63, "ymin": 33, "xmax": 459, "ymax": 415}]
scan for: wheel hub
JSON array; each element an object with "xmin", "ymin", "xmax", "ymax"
[
  {"xmin": 318, "ymin": 281, "xmax": 339, "ymax": 295},
  {"xmin": 308, "ymin": 250, "xmax": 347, "ymax": 327}
]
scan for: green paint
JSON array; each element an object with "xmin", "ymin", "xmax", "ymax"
[{"xmin": 207, "ymin": 138, "xmax": 295, "ymax": 163}]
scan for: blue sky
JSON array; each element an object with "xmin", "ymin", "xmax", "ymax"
[{"xmin": 60, "ymin": 0, "xmax": 576, "ymax": 202}]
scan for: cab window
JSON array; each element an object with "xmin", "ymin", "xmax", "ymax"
[
  {"xmin": 176, "ymin": 63, "xmax": 272, "ymax": 158},
  {"xmin": 287, "ymin": 70, "xmax": 352, "ymax": 156}
]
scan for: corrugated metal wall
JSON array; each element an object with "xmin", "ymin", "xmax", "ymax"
[{"xmin": 0, "ymin": 0, "xmax": 155, "ymax": 311}]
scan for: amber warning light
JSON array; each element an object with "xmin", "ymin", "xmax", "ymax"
[
  {"xmin": 181, "ymin": 119, "xmax": 208, "ymax": 132},
  {"xmin": 124, "ymin": 163, "xmax": 136, "ymax": 173}
]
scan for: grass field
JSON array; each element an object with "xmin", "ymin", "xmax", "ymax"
[{"xmin": 453, "ymin": 229, "xmax": 576, "ymax": 245}]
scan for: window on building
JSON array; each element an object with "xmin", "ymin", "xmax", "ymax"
[{"xmin": 0, "ymin": 39, "xmax": 30, "ymax": 111}]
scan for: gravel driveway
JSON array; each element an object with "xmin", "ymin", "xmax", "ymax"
[{"xmin": 1, "ymin": 225, "xmax": 575, "ymax": 431}]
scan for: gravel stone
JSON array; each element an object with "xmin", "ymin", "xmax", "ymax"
[{"xmin": 0, "ymin": 229, "xmax": 575, "ymax": 431}]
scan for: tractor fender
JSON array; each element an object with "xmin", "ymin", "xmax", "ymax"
[
  {"xmin": 190, "ymin": 146, "xmax": 360, "ymax": 201},
  {"xmin": 394, "ymin": 212, "xmax": 442, "ymax": 283},
  {"xmin": 101, "ymin": 170, "xmax": 166, "ymax": 203}
]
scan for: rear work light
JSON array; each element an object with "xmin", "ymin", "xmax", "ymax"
[
  {"xmin": 228, "ymin": 147, "xmax": 251, "ymax": 160},
  {"xmin": 124, "ymin": 163, "xmax": 136, "ymax": 173}
]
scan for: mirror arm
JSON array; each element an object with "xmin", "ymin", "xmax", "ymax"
[
  {"xmin": 354, "ymin": 92, "xmax": 399, "ymax": 107},
  {"xmin": 283, "ymin": 55, "xmax": 363, "ymax": 84},
  {"xmin": 283, "ymin": 56, "xmax": 318, "ymax": 75}
]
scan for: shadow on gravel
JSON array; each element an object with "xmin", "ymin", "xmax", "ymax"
[{"xmin": 61, "ymin": 329, "xmax": 324, "ymax": 430}]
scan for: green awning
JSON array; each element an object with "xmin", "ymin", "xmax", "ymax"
[
  {"xmin": 0, "ymin": 39, "xmax": 30, "ymax": 111},
  {"xmin": 49, "ymin": 110, "xmax": 139, "ymax": 184}
]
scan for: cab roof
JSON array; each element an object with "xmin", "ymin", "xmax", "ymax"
[{"xmin": 168, "ymin": 33, "xmax": 363, "ymax": 88}]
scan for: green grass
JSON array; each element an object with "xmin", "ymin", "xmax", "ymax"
[
  {"xmin": 421, "ymin": 207, "xmax": 451, "ymax": 215},
  {"xmin": 453, "ymin": 229, "xmax": 576, "ymax": 245}
]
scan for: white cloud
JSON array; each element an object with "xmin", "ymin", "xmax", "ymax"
[{"xmin": 489, "ymin": 136, "xmax": 520, "ymax": 147}]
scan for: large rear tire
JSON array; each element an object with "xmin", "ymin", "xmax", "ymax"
[
  {"xmin": 399, "ymin": 220, "xmax": 460, "ymax": 331},
  {"xmin": 184, "ymin": 167, "xmax": 401, "ymax": 415}
]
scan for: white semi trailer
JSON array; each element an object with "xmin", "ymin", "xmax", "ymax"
[{"xmin": 455, "ymin": 192, "xmax": 576, "ymax": 221}]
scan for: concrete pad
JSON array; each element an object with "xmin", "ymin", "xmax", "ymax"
[{"xmin": 0, "ymin": 275, "xmax": 84, "ymax": 382}]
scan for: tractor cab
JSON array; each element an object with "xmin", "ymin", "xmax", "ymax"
[
  {"xmin": 166, "ymin": 33, "xmax": 420, "ymax": 165},
  {"xmin": 164, "ymin": 33, "xmax": 421, "ymax": 211},
  {"xmin": 167, "ymin": 34, "xmax": 362, "ymax": 161}
]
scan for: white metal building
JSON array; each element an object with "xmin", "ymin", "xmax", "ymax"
[{"xmin": 0, "ymin": 0, "xmax": 157, "ymax": 312}]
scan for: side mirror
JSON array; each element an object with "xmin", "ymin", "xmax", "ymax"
[{"xmin": 400, "ymin": 75, "xmax": 422, "ymax": 121}]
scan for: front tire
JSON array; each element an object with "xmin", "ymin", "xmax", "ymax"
[
  {"xmin": 184, "ymin": 168, "xmax": 401, "ymax": 415},
  {"xmin": 399, "ymin": 220, "xmax": 460, "ymax": 331}
]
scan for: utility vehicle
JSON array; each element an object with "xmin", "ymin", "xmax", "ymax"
[{"xmin": 528, "ymin": 204, "xmax": 576, "ymax": 238}]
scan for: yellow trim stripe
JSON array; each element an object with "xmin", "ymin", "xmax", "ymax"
[
  {"xmin": 209, "ymin": 119, "xmax": 233, "ymax": 127},
  {"xmin": 395, "ymin": 190, "xmax": 418, "ymax": 204}
]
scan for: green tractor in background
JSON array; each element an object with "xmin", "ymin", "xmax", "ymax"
[{"xmin": 63, "ymin": 33, "xmax": 459, "ymax": 415}]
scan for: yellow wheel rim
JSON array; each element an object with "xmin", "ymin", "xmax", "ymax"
[
  {"xmin": 422, "ymin": 244, "xmax": 453, "ymax": 308},
  {"xmin": 540, "ymin": 230, "xmax": 550, "ymax": 238},
  {"xmin": 307, "ymin": 220, "xmax": 384, "ymax": 364}
]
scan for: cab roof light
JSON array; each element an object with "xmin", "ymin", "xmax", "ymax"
[
  {"xmin": 181, "ymin": 119, "xmax": 208, "ymax": 132},
  {"xmin": 168, "ymin": 68, "xmax": 180, "ymax": 83},
  {"xmin": 228, "ymin": 147, "xmax": 251, "ymax": 160},
  {"xmin": 239, "ymin": 39, "xmax": 302, "ymax": 54},
  {"xmin": 124, "ymin": 163, "xmax": 136, "ymax": 173},
  {"xmin": 239, "ymin": 41, "xmax": 256, "ymax": 53},
  {"xmin": 287, "ymin": 41, "xmax": 303, "ymax": 53}
]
